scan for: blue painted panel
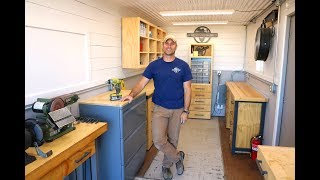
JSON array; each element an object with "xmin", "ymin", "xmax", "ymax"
[{"xmin": 79, "ymin": 105, "xmax": 123, "ymax": 180}]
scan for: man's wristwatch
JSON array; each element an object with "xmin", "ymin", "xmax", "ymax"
[{"xmin": 182, "ymin": 110, "xmax": 190, "ymax": 114}]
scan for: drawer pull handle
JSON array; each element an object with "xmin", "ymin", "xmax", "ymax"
[
  {"xmin": 195, "ymin": 114, "xmax": 204, "ymax": 116},
  {"xmin": 255, "ymin": 159, "xmax": 268, "ymax": 175},
  {"xmin": 195, "ymin": 101, "xmax": 204, "ymax": 103},
  {"xmin": 196, "ymin": 95, "xmax": 205, "ymax": 96},
  {"xmin": 75, "ymin": 151, "xmax": 91, "ymax": 163},
  {"xmin": 195, "ymin": 107, "xmax": 204, "ymax": 109},
  {"xmin": 195, "ymin": 88, "xmax": 205, "ymax": 90}
]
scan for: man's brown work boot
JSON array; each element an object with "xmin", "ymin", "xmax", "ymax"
[
  {"xmin": 162, "ymin": 166, "xmax": 173, "ymax": 180},
  {"xmin": 176, "ymin": 151, "xmax": 185, "ymax": 175}
]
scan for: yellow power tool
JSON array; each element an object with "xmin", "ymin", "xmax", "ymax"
[{"xmin": 107, "ymin": 78, "xmax": 125, "ymax": 101}]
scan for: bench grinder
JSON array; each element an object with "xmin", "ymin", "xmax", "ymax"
[{"xmin": 31, "ymin": 95, "xmax": 78, "ymax": 142}]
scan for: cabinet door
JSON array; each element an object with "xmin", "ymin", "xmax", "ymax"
[{"xmin": 235, "ymin": 102, "xmax": 262, "ymax": 149}]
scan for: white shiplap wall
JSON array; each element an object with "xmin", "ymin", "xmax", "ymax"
[
  {"xmin": 25, "ymin": 0, "xmax": 143, "ymax": 105},
  {"xmin": 163, "ymin": 25, "xmax": 246, "ymax": 70}
]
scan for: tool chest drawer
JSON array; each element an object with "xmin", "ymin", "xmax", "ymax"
[
  {"xmin": 191, "ymin": 84, "xmax": 212, "ymax": 92},
  {"xmin": 189, "ymin": 111, "xmax": 211, "ymax": 119},
  {"xmin": 124, "ymin": 121, "xmax": 146, "ymax": 166},
  {"xmin": 65, "ymin": 141, "xmax": 96, "ymax": 174},
  {"xmin": 191, "ymin": 92, "xmax": 212, "ymax": 99},
  {"xmin": 190, "ymin": 98, "xmax": 212, "ymax": 105},
  {"xmin": 123, "ymin": 96, "xmax": 146, "ymax": 139},
  {"xmin": 189, "ymin": 104, "xmax": 211, "ymax": 111}
]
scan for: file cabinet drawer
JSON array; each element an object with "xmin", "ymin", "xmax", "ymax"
[{"xmin": 189, "ymin": 111, "xmax": 211, "ymax": 119}]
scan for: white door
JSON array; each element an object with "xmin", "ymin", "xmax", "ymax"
[{"xmin": 279, "ymin": 15, "xmax": 295, "ymax": 147}]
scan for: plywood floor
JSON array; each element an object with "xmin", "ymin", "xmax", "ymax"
[{"xmin": 136, "ymin": 117, "xmax": 263, "ymax": 180}]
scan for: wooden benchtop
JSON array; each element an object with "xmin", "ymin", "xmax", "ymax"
[
  {"xmin": 226, "ymin": 81, "xmax": 268, "ymax": 102},
  {"xmin": 25, "ymin": 122, "xmax": 107, "ymax": 179},
  {"xmin": 79, "ymin": 90, "xmax": 146, "ymax": 107},
  {"xmin": 258, "ymin": 145, "xmax": 295, "ymax": 179}
]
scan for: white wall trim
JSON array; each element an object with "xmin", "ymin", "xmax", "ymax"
[{"xmin": 272, "ymin": 0, "xmax": 295, "ymax": 146}]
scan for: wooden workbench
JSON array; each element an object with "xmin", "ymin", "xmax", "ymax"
[
  {"xmin": 257, "ymin": 145, "xmax": 295, "ymax": 180},
  {"xmin": 225, "ymin": 82, "xmax": 268, "ymax": 154},
  {"xmin": 25, "ymin": 122, "xmax": 107, "ymax": 179}
]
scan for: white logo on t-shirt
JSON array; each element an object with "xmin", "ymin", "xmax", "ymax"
[{"xmin": 172, "ymin": 67, "xmax": 181, "ymax": 73}]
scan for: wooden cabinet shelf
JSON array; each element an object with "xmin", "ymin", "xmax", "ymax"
[{"xmin": 122, "ymin": 17, "xmax": 166, "ymax": 69}]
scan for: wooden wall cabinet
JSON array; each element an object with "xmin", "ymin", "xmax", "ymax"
[
  {"xmin": 122, "ymin": 17, "xmax": 166, "ymax": 69},
  {"xmin": 189, "ymin": 43, "xmax": 213, "ymax": 119},
  {"xmin": 225, "ymin": 82, "xmax": 268, "ymax": 154}
]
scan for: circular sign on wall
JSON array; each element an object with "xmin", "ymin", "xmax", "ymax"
[
  {"xmin": 187, "ymin": 26, "xmax": 218, "ymax": 43},
  {"xmin": 194, "ymin": 26, "xmax": 211, "ymax": 43}
]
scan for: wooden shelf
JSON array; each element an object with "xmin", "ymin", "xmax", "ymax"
[
  {"xmin": 191, "ymin": 43, "xmax": 213, "ymax": 57},
  {"xmin": 122, "ymin": 17, "xmax": 166, "ymax": 69}
]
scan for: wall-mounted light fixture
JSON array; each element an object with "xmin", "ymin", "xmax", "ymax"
[
  {"xmin": 160, "ymin": 10, "xmax": 234, "ymax": 16},
  {"xmin": 172, "ymin": 21, "xmax": 228, "ymax": 26}
]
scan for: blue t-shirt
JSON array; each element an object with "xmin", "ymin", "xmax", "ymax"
[{"xmin": 143, "ymin": 57, "xmax": 192, "ymax": 109}]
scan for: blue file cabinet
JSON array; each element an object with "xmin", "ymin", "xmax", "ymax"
[{"xmin": 79, "ymin": 91, "xmax": 147, "ymax": 180}]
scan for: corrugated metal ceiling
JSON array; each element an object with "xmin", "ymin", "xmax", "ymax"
[{"xmin": 110, "ymin": 0, "xmax": 276, "ymax": 27}]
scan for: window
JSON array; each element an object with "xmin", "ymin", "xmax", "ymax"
[{"xmin": 256, "ymin": 60, "xmax": 264, "ymax": 73}]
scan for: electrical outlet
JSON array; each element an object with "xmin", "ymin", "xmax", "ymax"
[
  {"xmin": 217, "ymin": 104, "xmax": 224, "ymax": 110},
  {"xmin": 269, "ymin": 83, "xmax": 277, "ymax": 93}
]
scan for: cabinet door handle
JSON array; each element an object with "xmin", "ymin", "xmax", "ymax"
[
  {"xmin": 255, "ymin": 159, "xmax": 268, "ymax": 175},
  {"xmin": 75, "ymin": 151, "xmax": 91, "ymax": 163},
  {"xmin": 195, "ymin": 94, "xmax": 205, "ymax": 96},
  {"xmin": 195, "ymin": 101, "xmax": 204, "ymax": 103},
  {"xmin": 195, "ymin": 88, "xmax": 205, "ymax": 90}
]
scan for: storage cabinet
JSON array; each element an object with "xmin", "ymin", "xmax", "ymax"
[
  {"xmin": 189, "ymin": 43, "xmax": 213, "ymax": 119},
  {"xmin": 256, "ymin": 145, "xmax": 295, "ymax": 180},
  {"xmin": 78, "ymin": 90, "xmax": 147, "ymax": 180},
  {"xmin": 146, "ymin": 93, "xmax": 154, "ymax": 150},
  {"xmin": 122, "ymin": 17, "xmax": 166, "ymax": 69},
  {"xmin": 225, "ymin": 82, "xmax": 268, "ymax": 154}
]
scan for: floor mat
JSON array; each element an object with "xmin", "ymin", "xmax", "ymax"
[{"xmin": 136, "ymin": 118, "xmax": 225, "ymax": 180}]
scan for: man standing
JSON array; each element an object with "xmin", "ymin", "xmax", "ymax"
[{"xmin": 121, "ymin": 35, "xmax": 192, "ymax": 180}]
